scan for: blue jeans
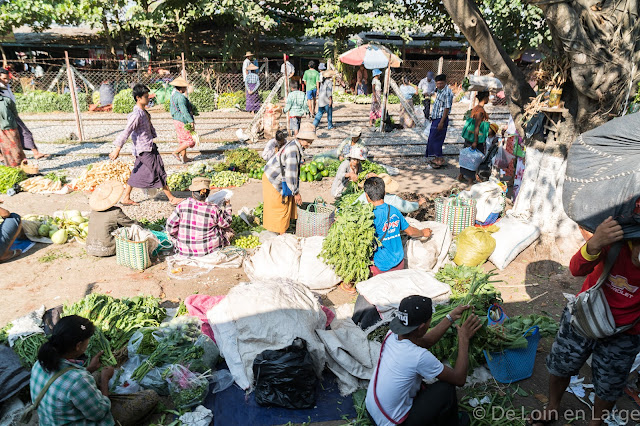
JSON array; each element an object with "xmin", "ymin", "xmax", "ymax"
[
  {"xmin": 313, "ymin": 105, "xmax": 333, "ymax": 128},
  {"xmin": 0, "ymin": 213, "xmax": 21, "ymax": 255}
]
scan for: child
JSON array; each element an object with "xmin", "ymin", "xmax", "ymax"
[
  {"xmin": 110, "ymin": 83, "xmax": 183, "ymax": 206},
  {"xmin": 284, "ymin": 80, "xmax": 309, "ymax": 137},
  {"xmin": 356, "ymin": 78, "xmax": 367, "ymax": 95},
  {"xmin": 86, "ymin": 181, "xmax": 135, "ymax": 257}
]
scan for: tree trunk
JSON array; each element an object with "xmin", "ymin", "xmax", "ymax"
[
  {"xmin": 101, "ymin": 15, "xmax": 117, "ymax": 60},
  {"xmin": 0, "ymin": 45, "xmax": 7, "ymax": 69}
]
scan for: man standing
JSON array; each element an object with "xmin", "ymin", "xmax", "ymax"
[
  {"xmin": 281, "ymin": 55, "xmax": 295, "ymax": 79},
  {"xmin": 242, "ymin": 51, "xmax": 254, "ymax": 82},
  {"xmin": 418, "ymin": 71, "xmax": 436, "ymax": 119},
  {"xmin": 313, "ymin": 69, "xmax": 335, "ymax": 130},
  {"xmin": 425, "ymin": 74, "xmax": 453, "ymax": 168},
  {"xmin": 302, "ymin": 61, "xmax": 320, "ymax": 116}
]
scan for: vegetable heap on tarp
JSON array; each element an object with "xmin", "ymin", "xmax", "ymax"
[
  {"xmin": 22, "ymin": 210, "xmax": 89, "ymax": 244},
  {"xmin": 0, "ymin": 165, "xmax": 27, "ymax": 193},
  {"xmin": 73, "ymin": 161, "xmax": 132, "ymax": 191}
]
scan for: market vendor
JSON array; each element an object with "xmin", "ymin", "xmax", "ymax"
[
  {"xmin": 529, "ymin": 217, "xmax": 640, "ymax": 426},
  {"xmin": 336, "ymin": 127, "xmax": 365, "ymax": 160},
  {"xmin": 0, "ymin": 204, "xmax": 23, "ymax": 262},
  {"xmin": 331, "ymin": 146, "xmax": 366, "ymax": 198},
  {"xmin": 0, "ymin": 77, "xmax": 25, "ymax": 167},
  {"xmin": 365, "ymin": 176, "xmax": 431, "ymax": 275},
  {"xmin": 31, "ymin": 315, "xmax": 159, "ymax": 426},
  {"xmin": 169, "ymin": 76, "xmax": 196, "ymax": 164},
  {"xmin": 110, "ymin": 83, "xmax": 183, "ymax": 207},
  {"xmin": 86, "ymin": 181, "xmax": 135, "ymax": 257},
  {"xmin": 166, "ymin": 177, "xmax": 234, "ymax": 257},
  {"xmin": 366, "ymin": 295, "xmax": 480, "ymax": 426},
  {"xmin": 262, "ymin": 122, "xmax": 316, "ymax": 234}
]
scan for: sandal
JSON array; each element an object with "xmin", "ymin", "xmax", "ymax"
[
  {"xmin": 172, "ymin": 153, "xmax": 183, "ymax": 164},
  {"xmin": 339, "ymin": 282, "xmax": 357, "ymax": 295},
  {"xmin": 0, "ymin": 249, "xmax": 21, "ymax": 262},
  {"xmin": 33, "ymin": 154, "xmax": 50, "ymax": 160}
]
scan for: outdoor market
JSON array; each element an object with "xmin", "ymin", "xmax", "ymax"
[{"xmin": 1, "ymin": 2, "xmax": 640, "ymax": 426}]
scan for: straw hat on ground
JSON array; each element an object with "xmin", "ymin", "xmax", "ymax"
[
  {"xmin": 350, "ymin": 126, "xmax": 363, "ymax": 138},
  {"xmin": 247, "ymin": 63, "xmax": 258, "ymax": 71},
  {"xmin": 188, "ymin": 177, "xmax": 211, "ymax": 192},
  {"xmin": 90, "ymin": 181, "xmax": 124, "ymax": 212},
  {"xmin": 379, "ymin": 173, "xmax": 399, "ymax": 193},
  {"xmin": 245, "ymin": 51, "xmax": 254, "ymax": 57},
  {"xmin": 169, "ymin": 76, "xmax": 189, "ymax": 87},
  {"xmin": 297, "ymin": 122, "xmax": 317, "ymax": 140}
]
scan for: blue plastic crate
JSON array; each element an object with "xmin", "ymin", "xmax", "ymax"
[{"xmin": 484, "ymin": 326, "xmax": 540, "ymax": 383}]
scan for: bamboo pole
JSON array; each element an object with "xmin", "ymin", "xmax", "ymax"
[
  {"xmin": 438, "ymin": 57, "xmax": 444, "ymax": 74},
  {"xmin": 465, "ymin": 46, "xmax": 472, "ymax": 76},
  {"xmin": 181, "ymin": 52, "xmax": 187, "ymax": 80},
  {"xmin": 284, "ymin": 53, "xmax": 290, "ymax": 136},
  {"xmin": 65, "ymin": 52, "xmax": 84, "ymax": 142}
]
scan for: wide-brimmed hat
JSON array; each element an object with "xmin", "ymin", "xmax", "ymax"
[
  {"xmin": 322, "ymin": 70, "xmax": 337, "ymax": 78},
  {"xmin": 89, "ymin": 180, "xmax": 124, "ymax": 212},
  {"xmin": 350, "ymin": 126, "xmax": 363, "ymax": 138},
  {"xmin": 189, "ymin": 177, "xmax": 211, "ymax": 192},
  {"xmin": 379, "ymin": 173, "xmax": 399, "ymax": 193},
  {"xmin": 169, "ymin": 76, "xmax": 189, "ymax": 87},
  {"xmin": 347, "ymin": 146, "xmax": 366, "ymax": 161},
  {"xmin": 318, "ymin": 63, "xmax": 327, "ymax": 71},
  {"xmin": 247, "ymin": 63, "xmax": 258, "ymax": 71},
  {"xmin": 489, "ymin": 123, "xmax": 499, "ymax": 134},
  {"xmin": 244, "ymin": 51, "xmax": 254, "ymax": 57},
  {"xmin": 372, "ymin": 69, "xmax": 382, "ymax": 77},
  {"xmin": 389, "ymin": 296, "xmax": 433, "ymax": 335},
  {"xmin": 297, "ymin": 122, "xmax": 316, "ymax": 141}
]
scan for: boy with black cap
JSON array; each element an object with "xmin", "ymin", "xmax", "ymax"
[{"xmin": 366, "ymin": 295, "xmax": 481, "ymax": 426}]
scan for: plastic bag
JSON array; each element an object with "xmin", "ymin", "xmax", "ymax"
[
  {"xmin": 459, "ymin": 147, "xmax": 485, "ymax": 171},
  {"xmin": 0, "ymin": 346, "xmax": 30, "ymax": 403},
  {"xmin": 108, "ymin": 356, "xmax": 142, "ymax": 395},
  {"xmin": 209, "ymin": 369, "xmax": 235, "ymax": 394},
  {"xmin": 127, "ymin": 328, "xmax": 159, "ymax": 357},
  {"xmin": 165, "ymin": 365, "xmax": 210, "ymax": 410},
  {"xmin": 253, "ymin": 338, "xmax": 317, "ymax": 409},
  {"xmin": 492, "ymin": 146, "xmax": 515, "ymax": 170},
  {"xmin": 453, "ymin": 226, "xmax": 498, "ymax": 266},
  {"xmin": 185, "ymin": 335, "xmax": 220, "ymax": 373}
]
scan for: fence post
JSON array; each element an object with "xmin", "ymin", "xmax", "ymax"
[
  {"xmin": 64, "ymin": 52, "xmax": 84, "ymax": 142},
  {"xmin": 265, "ymin": 57, "xmax": 269, "ymax": 90},
  {"xmin": 284, "ymin": 53, "xmax": 290, "ymax": 135},
  {"xmin": 438, "ymin": 57, "xmax": 444, "ymax": 75},
  {"xmin": 181, "ymin": 52, "xmax": 187, "ymax": 80},
  {"xmin": 465, "ymin": 46, "xmax": 471, "ymax": 76},
  {"xmin": 477, "ymin": 58, "xmax": 482, "ymax": 74}
]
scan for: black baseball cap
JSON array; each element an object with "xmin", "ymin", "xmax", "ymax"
[{"xmin": 389, "ymin": 295, "xmax": 433, "ymax": 335}]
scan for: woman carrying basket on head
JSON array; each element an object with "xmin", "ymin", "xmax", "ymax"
[{"xmin": 169, "ymin": 76, "xmax": 197, "ymax": 164}]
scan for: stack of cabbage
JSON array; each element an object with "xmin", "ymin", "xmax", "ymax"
[{"xmin": 23, "ymin": 210, "xmax": 89, "ymax": 244}]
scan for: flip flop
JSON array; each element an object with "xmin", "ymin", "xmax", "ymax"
[
  {"xmin": 121, "ymin": 200, "xmax": 140, "ymax": 206},
  {"xmin": 339, "ymin": 282, "xmax": 357, "ymax": 295},
  {"xmin": 172, "ymin": 153, "xmax": 182, "ymax": 164},
  {"xmin": 34, "ymin": 154, "xmax": 50, "ymax": 160},
  {"xmin": 1, "ymin": 249, "xmax": 21, "ymax": 262}
]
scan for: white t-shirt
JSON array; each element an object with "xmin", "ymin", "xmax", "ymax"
[
  {"xmin": 418, "ymin": 77, "xmax": 436, "ymax": 96},
  {"xmin": 366, "ymin": 333, "xmax": 444, "ymax": 426},
  {"xmin": 242, "ymin": 58, "xmax": 252, "ymax": 81},
  {"xmin": 281, "ymin": 61, "xmax": 295, "ymax": 76}
]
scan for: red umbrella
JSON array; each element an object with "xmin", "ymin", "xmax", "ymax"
[{"xmin": 339, "ymin": 44, "xmax": 402, "ymax": 69}]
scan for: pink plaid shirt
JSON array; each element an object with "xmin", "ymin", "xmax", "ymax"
[{"xmin": 166, "ymin": 198, "xmax": 233, "ymax": 257}]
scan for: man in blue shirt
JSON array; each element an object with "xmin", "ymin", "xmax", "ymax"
[{"xmin": 364, "ymin": 177, "xmax": 432, "ymax": 275}]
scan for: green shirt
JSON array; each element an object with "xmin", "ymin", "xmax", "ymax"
[
  {"xmin": 170, "ymin": 90, "xmax": 194, "ymax": 124},
  {"xmin": 284, "ymin": 91, "xmax": 309, "ymax": 117},
  {"xmin": 0, "ymin": 95, "xmax": 17, "ymax": 130},
  {"xmin": 303, "ymin": 69, "xmax": 320, "ymax": 92}
]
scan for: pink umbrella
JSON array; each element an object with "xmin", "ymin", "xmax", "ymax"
[{"xmin": 339, "ymin": 44, "xmax": 402, "ymax": 69}]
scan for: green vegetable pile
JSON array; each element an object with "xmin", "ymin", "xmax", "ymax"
[
  {"xmin": 15, "ymin": 90, "xmax": 88, "ymax": 113},
  {"xmin": 87, "ymin": 329, "xmax": 117, "ymax": 366},
  {"xmin": 44, "ymin": 171, "xmax": 67, "ymax": 184},
  {"xmin": 253, "ymin": 202, "xmax": 264, "ymax": 225},
  {"xmin": 333, "ymin": 92, "xmax": 356, "ymax": 103},
  {"xmin": 132, "ymin": 328, "xmax": 159, "ymax": 356},
  {"xmin": 189, "ymin": 87, "xmax": 217, "ymax": 112},
  {"xmin": 334, "ymin": 190, "xmax": 363, "ymax": 211},
  {"xmin": 354, "ymin": 94, "xmax": 372, "ymax": 104},
  {"xmin": 217, "ymin": 91, "xmax": 245, "ymax": 109},
  {"xmin": 387, "ymin": 94, "xmax": 400, "ymax": 104},
  {"xmin": 358, "ymin": 161, "xmax": 388, "ymax": 182},
  {"xmin": 92, "ymin": 91, "xmax": 100, "ymax": 105},
  {"xmin": 323, "ymin": 160, "xmax": 341, "ymax": 177},
  {"xmin": 22, "ymin": 210, "xmax": 89, "ymax": 244},
  {"xmin": 112, "ymin": 89, "xmax": 136, "ymax": 114},
  {"xmin": 224, "ymin": 148, "xmax": 265, "ymax": 173},
  {"xmin": 0, "ymin": 322, "xmax": 12, "ymax": 345},
  {"xmin": 0, "ymin": 165, "xmax": 27, "ymax": 193},
  {"xmin": 167, "ymin": 172, "xmax": 194, "ymax": 191},
  {"xmin": 233, "ymin": 234, "xmax": 261, "ymax": 249},
  {"xmin": 231, "ymin": 215, "xmax": 251, "ymax": 234},
  {"xmin": 300, "ymin": 160, "xmax": 329, "ymax": 182},
  {"xmin": 210, "ymin": 170, "xmax": 248, "ymax": 188},
  {"xmin": 63, "ymin": 294, "xmax": 166, "ymax": 355},
  {"xmin": 247, "ymin": 165, "xmax": 265, "ymax": 180},
  {"xmin": 138, "ymin": 218, "xmax": 167, "ymax": 232},
  {"xmin": 13, "ymin": 334, "xmax": 48, "ymax": 368},
  {"xmin": 320, "ymin": 202, "xmax": 376, "ymax": 284},
  {"xmin": 260, "ymin": 91, "xmax": 280, "ymax": 103},
  {"xmin": 131, "ymin": 316, "xmax": 204, "ymax": 381},
  {"xmin": 165, "ymin": 365, "xmax": 210, "ymax": 410}
]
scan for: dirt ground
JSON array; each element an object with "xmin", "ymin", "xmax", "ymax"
[{"xmin": 2, "ymin": 160, "xmax": 638, "ymax": 425}]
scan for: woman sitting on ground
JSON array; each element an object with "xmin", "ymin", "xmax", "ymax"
[
  {"xmin": 31, "ymin": 315, "xmax": 158, "ymax": 426},
  {"xmin": 86, "ymin": 181, "xmax": 135, "ymax": 257},
  {"xmin": 0, "ymin": 203, "xmax": 23, "ymax": 262},
  {"xmin": 261, "ymin": 130, "xmax": 287, "ymax": 162},
  {"xmin": 331, "ymin": 146, "xmax": 366, "ymax": 198},
  {"xmin": 166, "ymin": 177, "xmax": 234, "ymax": 257}
]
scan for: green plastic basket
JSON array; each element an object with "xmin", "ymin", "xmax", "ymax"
[{"xmin": 114, "ymin": 228, "xmax": 151, "ymax": 271}]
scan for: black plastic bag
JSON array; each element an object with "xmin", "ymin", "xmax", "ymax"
[
  {"xmin": 0, "ymin": 345, "xmax": 30, "ymax": 403},
  {"xmin": 253, "ymin": 338, "xmax": 317, "ymax": 409}
]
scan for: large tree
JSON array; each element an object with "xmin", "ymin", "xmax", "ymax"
[{"xmin": 442, "ymin": 0, "xmax": 639, "ymax": 250}]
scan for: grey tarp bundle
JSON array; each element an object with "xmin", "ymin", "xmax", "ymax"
[
  {"xmin": 0, "ymin": 345, "xmax": 30, "ymax": 403},
  {"xmin": 563, "ymin": 112, "xmax": 640, "ymax": 237}
]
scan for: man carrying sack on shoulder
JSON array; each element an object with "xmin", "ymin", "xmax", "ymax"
[{"xmin": 529, "ymin": 217, "xmax": 640, "ymax": 426}]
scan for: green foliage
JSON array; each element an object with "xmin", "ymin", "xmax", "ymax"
[
  {"xmin": 163, "ymin": 99, "xmax": 171, "ymax": 112},
  {"xmin": 224, "ymin": 148, "xmax": 265, "ymax": 173},
  {"xmin": 260, "ymin": 90, "xmax": 280, "ymax": 103},
  {"xmin": 15, "ymin": 91, "xmax": 88, "ymax": 113},
  {"xmin": 92, "ymin": 91, "xmax": 100, "ymax": 105},
  {"xmin": 217, "ymin": 91, "xmax": 245, "ymax": 109},
  {"xmin": 112, "ymin": 89, "xmax": 135, "ymax": 114},
  {"xmin": 480, "ymin": 0, "xmax": 550, "ymax": 53},
  {"xmin": 189, "ymin": 87, "xmax": 217, "ymax": 112},
  {"xmin": 387, "ymin": 94, "xmax": 400, "ymax": 104}
]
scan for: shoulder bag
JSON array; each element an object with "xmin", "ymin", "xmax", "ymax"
[
  {"xmin": 372, "ymin": 205, "xmax": 391, "ymax": 252},
  {"xmin": 20, "ymin": 366, "xmax": 76, "ymax": 423},
  {"xmin": 278, "ymin": 141, "xmax": 302, "ymax": 201},
  {"xmin": 373, "ymin": 333, "xmax": 409, "ymax": 425},
  {"xmin": 570, "ymin": 242, "xmax": 640, "ymax": 339}
]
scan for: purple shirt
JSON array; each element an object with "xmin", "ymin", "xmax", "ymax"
[{"xmin": 114, "ymin": 106, "xmax": 157, "ymax": 156}]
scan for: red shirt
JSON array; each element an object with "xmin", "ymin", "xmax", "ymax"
[{"xmin": 570, "ymin": 242, "xmax": 640, "ymax": 334}]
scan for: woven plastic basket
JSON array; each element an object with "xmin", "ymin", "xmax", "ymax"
[
  {"xmin": 435, "ymin": 196, "xmax": 477, "ymax": 235},
  {"xmin": 484, "ymin": 326, "xmax": 540, "ymax": 383},
  {"xmin": 295, "ymin": 197, "xmax": 336, "ymax": 238},
  {"xmin": 114, "ymin": 228, "xmax": 151, "ymax": 271},
  {"xmin": 150, "ymin": 230, "xmax": 173, "ymax": 257}
]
